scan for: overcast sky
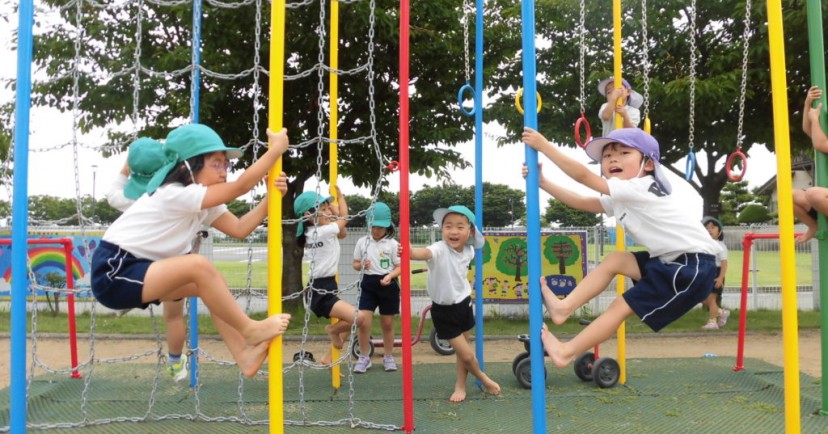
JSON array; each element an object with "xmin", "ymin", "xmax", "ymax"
[{"xmin": 1, "ymin": 3, "xmax": 780, "ymax": 208}]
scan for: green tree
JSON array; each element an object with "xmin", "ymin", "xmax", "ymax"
[
  {"xmin": 495, "ymin": 237, "xmax": 528, "ymax": 282},
  {"xmin": 486, "ymin": 0, "xmax": 827, "ymax": 215},
  {"xmin": 543, "ymin": 235, "xmax": 581, "ymax": 275},
  {"xmin": 410, "ymin": 184, "xmax": 472, "ymax": 227},
  {"xmin": 719, "ymin": 180, "xmax": 757, "ymax": 225},
  {"xmin": 738, "ymin": 204, "xmax": 772, "ymax": 224},
  {"xmin": 543, "ymin": 198, "xmax": 601, "ymax": 228}
]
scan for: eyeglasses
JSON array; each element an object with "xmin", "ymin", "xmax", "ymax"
[{"xmin": 207, "ymin": 161, "xmax": 231, "ymax": 172}]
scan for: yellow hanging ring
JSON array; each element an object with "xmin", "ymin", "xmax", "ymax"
[{"xmin": 515, "ymin": 87, "xmax": 543, "ymax": 115}]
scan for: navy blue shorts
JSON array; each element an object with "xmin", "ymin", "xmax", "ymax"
[
  {"xmin": 358, "ymin": 274, "xmax": 401, "ymax": 315},
  {"xmin": 91, "ymin": 240, "xmax": 161, "ymax": 310},
  {"xmin": 430, "ymin": 296, "xmax": 475, "ymax": 340},
  {"xmin": 624, "ymin": 251, "xmax": 717, "ymax": 332},
  {"xmin": 308, "ymin": 276, "xmax": 341, "ymax": 318}
]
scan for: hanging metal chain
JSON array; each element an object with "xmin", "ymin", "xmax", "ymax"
[
  {"xmin": 462, "ymin": 0, "xmax": 471, "ymax": 83},
  {"xmin": 687, "ymin": 0, "xmax": 697, "ymax": 152},
  {"xmin": 640, "ymin": 0, "xmax": 651, "ymax": 118},
  {"xmin": 577, "ymin": 0, "xmax": 586, "ymax": 114},
  {"xmin": 735, "ymin": 0, "xmax": 752, "ymax": 150}
]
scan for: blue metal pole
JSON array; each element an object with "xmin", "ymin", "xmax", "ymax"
[
  {"xmin": 472, "ymin": 0, "xmax": 485, "ymax": 379},
  {"xmin": 520, "ymin": 0, "xmax": 545, "ymax": 433},
  {"xmin": 11, "ymin": 2, "xmax": 35, "ymax": 432},
  {"xmin": 188, "ymin": 0, "xmax": 203, "ymax": 389}
]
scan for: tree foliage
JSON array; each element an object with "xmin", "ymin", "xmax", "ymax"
[
  {"xmin": 409, "ymin": 182, "xmax": 526, "ymax": 227},
  {"xmin": 543, "ymin": 198, "xmax": 601, "ymax": 228},
  {"xmin": 738, "ymin": 203, "xmax": 772, "ymax": 224}
]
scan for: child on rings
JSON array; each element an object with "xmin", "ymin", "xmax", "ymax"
[
  {"xmin": 294, "ymin": 187, "xmax": 363, "ymax": 366},
  {"xmin": 521, "ymin": 127, "xmax": 720, "ymax": 369},
  {"xmin": 793, "ymin": 85, "xmax": 828, "ymax": 243},
  {"xmin": 352, "ymin": 202, "xmax": 402, "ymax": 373},
  {"xmin": 700, "ymin": 216, "xmax": 729, "ymax": 330},
  {"xmin": 597, "ymin": 76, "xmax": 643, "ymax": 136},
  {"xmin": 91, "ymin": 124, "xmax": 292, "ymax": 378},
  {"xmin": 408, "ymin": 205, "xmax": 501, "ymax": 402}
]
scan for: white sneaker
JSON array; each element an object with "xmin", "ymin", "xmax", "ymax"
[
  {"xmin": 354, "ymin": 355, "xmax": 372, "ymax": 373},
  {"xmin": 717, "ymin": 309, "xmax": 730, "ymax": 328},
  {"xmin": 383, "ymin": 355, "xmax": 397, "ymax": 372},
  {"xmin": 702, "ymin": 320, "xmax": 719, "ymax": 330},
  {"xmin": 166, "ymin": 354, "xmax": 188, "ymax": 382}
]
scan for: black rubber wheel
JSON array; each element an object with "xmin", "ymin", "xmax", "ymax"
[
  {"xmin": 512, "ymin": 351, "xmax": 530, "ymax": 375},
  {"xmin": 573, "ymin": 352, "xmax": 595, "ymax": 382},
  {"xmin": 514, "ymin": 356, "xmax": 547, "ymax": 389},
  {"xmin": 350, "ymin": 337, "xmax": 375, "ymax": 358},
  {"xmin": 593, "ymin": 357, "xmax": 620, "ymax": 388},
  {"xmin": 518, "ymin": 333, "xmax": 531, "ymax": 353},
  {"xmin": 292, "ymin": 351, "xmax": 315, "ymax": 363},
  {"xmin": 429, "ymin": 329, "xmax": 455, "ymax": 356}
]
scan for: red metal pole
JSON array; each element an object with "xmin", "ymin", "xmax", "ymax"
[
  {"xmin": 398, "ymin": 0, "xmax": 413, "ymax": 431},
  {"xmin": 62, "ymin": 240, "xmax": 81, "ymax": 379}
]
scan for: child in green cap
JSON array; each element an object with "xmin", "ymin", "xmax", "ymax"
[{"xmin": 91, "ymin": 125, "xmax": 291, "ymax": 378}]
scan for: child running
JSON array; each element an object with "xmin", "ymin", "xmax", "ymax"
[
  {"xmin": 352, "ymin": 202, "xmax": 401, "ymax": 373},
  {"xmin": 91, "ymin": 124, "xmax": 292, "ymax": 378},
  {"xmin": 700, "ymin": 216, "xmax": 729, "ymax": 330},
  {"xmin": 408, "ymin": 205, "xmax": 500, "ymax": 402},
  {"xmin": 521, "ymin": 127, "xmax": 720, "ymax": 368},
  {"xmin": 294, "ymin": 186, "xmax": 363, "ymax": 366}
]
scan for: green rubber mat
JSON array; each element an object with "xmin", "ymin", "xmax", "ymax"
[{"xmin": 0, "ymin": 357, "xmax": 826, "ymax": 433}]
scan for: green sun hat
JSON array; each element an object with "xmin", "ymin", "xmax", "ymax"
[
  {"xmin": 124, "ymin": 137, "xmax": 165, "ymax": 200},
  {"xmin": 432, "ymin": 205, "xmax": 485, "ymax": 249},
  {"xmin": 366, "ymin": 202, "xmax": 392, "ymax": 228},
  {"xmin": 145, "ymin": 124, "xmax": 243, "ymax": 194},
  {"xmin": 293, "ymin": 191, "xmax": 334, "ymax": 236}
]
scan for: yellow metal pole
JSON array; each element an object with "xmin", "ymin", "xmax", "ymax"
[
  {"xmin": 612, "ymin": 0, "xmax": 626, "ymax": 385},
  {"xmin": 267, "ymin": 0, "xmax": 286, "ymax": 431},
  {"xmin": 765, "ymin": 0, "xmax": 800, "ymax": 432},
  {"xmin": 329, "ymin": 0, "xmax": 341, "ymax": 390}
]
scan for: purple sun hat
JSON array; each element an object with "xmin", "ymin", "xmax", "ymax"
[{"xmin": 584, "ymin": 128, "xmax": 672, "ymax": 194}]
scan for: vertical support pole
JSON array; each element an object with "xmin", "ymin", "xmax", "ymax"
[
  {"xmin": 803, "ymin": 0, "xmax": 828, "ymax": 415},
  {"xmin": 399, "ymin": 0, "xmax": 414, "ymax": 432},
  {"xmin": 519, "ymin": 1, "xmax": 546, "ymax": 433},
  {"xmin": 10, "ymin": 1, "xmax": 34, "ymax": 432},
  {"xmin": 328, "ymin": 0, "xmax": 342, "ymax": 391},
  {"xmin": 472, "ymin": 0, "xmax": 485, "ymax": 378},
  {"xmin": 765, "ymin": 1, "xmax": 801, "ymax": 431},
  {"xmin": 611, "ymin": 0, "xmax": 627, "ymax": 386},
  {"xmin": 63, "ymin": 240, "xmax": 81, "ymax": 379},
  {"xmin": 268, "ymin": 0, "xmax": 287, "ymax": 431}
]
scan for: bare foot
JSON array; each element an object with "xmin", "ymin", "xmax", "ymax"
[
  {"xmin": 796, "ymin": 226, "xmax": 816, "ymax": 243},
  {"xmin": 540, "ymin": 324, "xmax": 573, "ymax": 368},
  {"xmin": 481, "ymin": 378, "xmax": 501, "ymax": 396},
  {"xmin": 245, "ymin": 313, "xmax": 291, "ymax": 346},
  {"xmin": 237, "ymin": 341, "xmax": 270, "ymax": 377},
  {"xmin": 540, "ymin": 277, "xmax": 570, "ymax": 325},
  {"xmin": 449, "ymin": 385, "xmax": 466, "ymax": 402},
  {"xmin": 319, "ymin": 350, "xmax": 332, "ymax": 366},
  {"xmin": 325, "ymin": 325, "xmax": 344, "ymax": 350}
]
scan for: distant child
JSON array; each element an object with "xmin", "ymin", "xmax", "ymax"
[
  {"xmin": 294, "ymin": 186, "xmax": 362, "ymax": 366},
  {"xmin": 408, "ymin": 205, "xmax": 501, "ymax": 402},
  {"xmin": 352, "ymin": 202, "xmax": 401, "ymax": 373},
  {"xmin": 521, "ymin": 127, "xmax": 720, "ymax": 368},
  {"xmin": 91, "ymin": 124, "xmax": 292, "ymax": 378},
  {"xmin": 700, "ymin": 216, "xmax": 730, "ymax": 330},
  {"xmin": 598, "ymin": 77, "xmax": 643, "ymax": 136},
  {"xmin": 105, "ymin": 137, "xmax": 189, "ymax": 381},
  {"xmin": 793, "ymin": 85, "xmax": 828, "ymax": 243}
]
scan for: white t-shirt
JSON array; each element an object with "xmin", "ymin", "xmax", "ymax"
[
  {"xmin": 103, "ymin": 183, "xmax": 227, "ymax": 260},
  {"xmin": 303, "ymin": 222, "xmax": 341, "ymax": 279},
  {"xmin": 599, "ymin": 102, "xmax": 641, "ymax": 137},
  {"xmin": 425, "ymin": 241, "xmax": 474, "ymax": 305},
  {"xmin": 713, "ymin": 240, "xmax": 728, "ymax": 267},
  {"xmin": 598, "ymin": 176, "xmax": 720, "ymax": 262},
  {"xmin": 105, "ymin": 174, "xmax": 134, "ymax": 213},
  {"xmin": 353, "ymin": 235, "xmax": 400, "ymax": 276}
]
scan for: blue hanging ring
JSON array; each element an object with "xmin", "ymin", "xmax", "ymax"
[
  {"xmin": 684, "ymin": 150, "xmax": 696, "ymax": 181},
  {"xmin": 457, "ymin": 83, "xmax": 476, "ymax": 117}
]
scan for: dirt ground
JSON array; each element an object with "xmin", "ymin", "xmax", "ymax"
[{"xmin": 0, "ymin": 329, "xmax": 821, "ymax": 388}]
